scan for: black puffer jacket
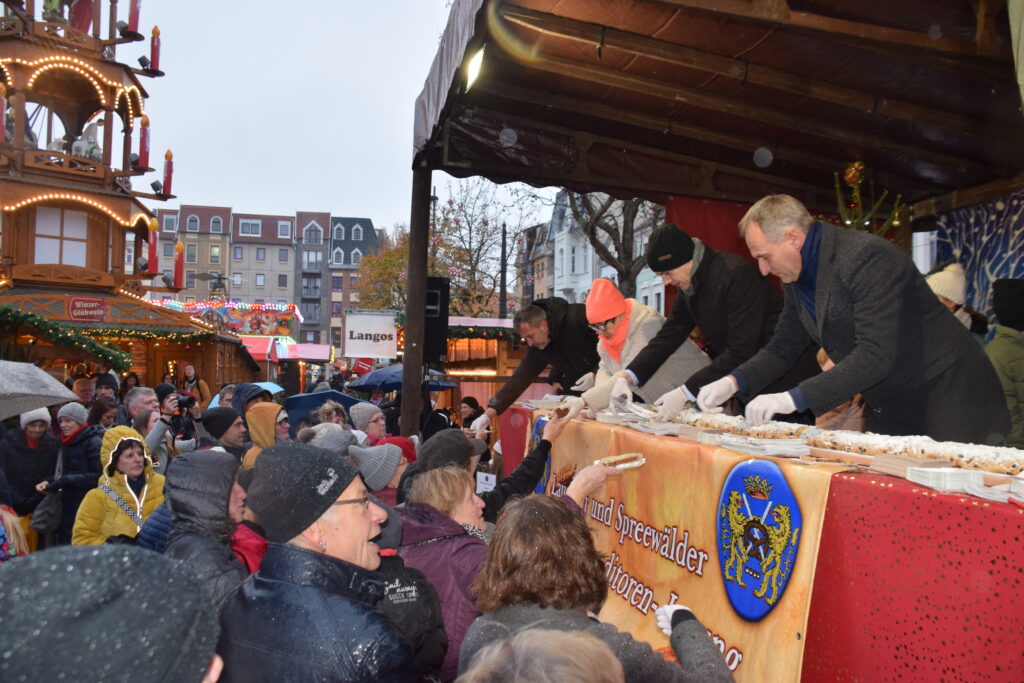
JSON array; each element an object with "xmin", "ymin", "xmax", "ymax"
[
  {"xmin": 489, "ymin": 297, "xmax": 600, "ymax": 414},
  {"xmin": 48, "ymin": 423, "xmax": 103, "ymax": 545},
  {"xmin": 163, "ymin": 447, "xmax": 247, "ymax": 605},
  {"xmin": 1, "ymin": 428, "xmax": 59, "ymax": 516},
  {"xmin": 218, "ymin": 542, "xmax": 418, "ymax": 682}
]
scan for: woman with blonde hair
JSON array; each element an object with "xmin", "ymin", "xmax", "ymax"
[{"xmin": 316, "ymin": 399, "xmax": 348, "ymax": 426}]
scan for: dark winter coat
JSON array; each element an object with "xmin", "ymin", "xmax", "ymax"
[
  {"xmin": 736, "ymin": 221, "xmax": 1010, "ymax": 443},
  {"xmin": 1, "ymin": 428, "xmax": 59, "ymax": 516},
  {"xmin": 459, "ymin": 603, "xmax": 733, "ymax": 683},
  {"xmin": 135, "ymin": 500, "xmax": 171, "ymax": 553},
  {"xmin": 376, "ymin": 553, "xmax": 448, "ymax": 677},
  {"xmin": 398, "ymin": 503, "xmax": 488, "ymax": 682},
  {"xmin": 488, "ymin": 297, "xmax": 600, "ymax": 414},
  {"xmin": 163, "ymin": 447, "xmax": 247, "ymax": 605},
  {"xmin": 480, "ymin": 439, "xmax": 550, "ymax": 523},
  {"xmin": 218, "ymin": 542, "xmax": 418, "ymax": 683},
  {"xmin": 48, "ymin": 424, "xmax": 103, "ymax": 545},
  {"xmin": 627, "ymin": 247, "xmax": 818, "ymax": 397},
  {"xmin": 986, "ymin": 324, "xmax": 1024, "ymax": 447}
]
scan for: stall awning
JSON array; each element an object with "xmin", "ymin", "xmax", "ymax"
[
  {"xmin": 287, "ymin": 344, "xmax": 333, "ymax": 362},
  {"xmin": 240, "ymin": 336, "xmax": 280, "ymax": 363}
]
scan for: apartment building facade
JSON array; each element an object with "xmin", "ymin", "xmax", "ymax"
[
  {"xmin": 328, "ymin": 217, "xmax": 378, "ymax": 348},
  {"xmin": 229, "ymin": 212, "xmax": 295, "ymax": 307}
]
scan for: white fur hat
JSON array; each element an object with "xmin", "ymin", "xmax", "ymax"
[
  {"xmin": 926, "ymin": 262, "xmax": 967, "ymax": 306},
  {"xmin": 20, "ymin": 407, "xmax": 52, "ymax": 430}
]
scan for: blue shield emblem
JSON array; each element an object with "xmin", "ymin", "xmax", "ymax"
[{"xmin": 717, "ymin": 459, "xmax": 802, "ymax": 621}]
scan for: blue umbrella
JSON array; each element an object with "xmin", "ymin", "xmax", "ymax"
[
  {"xmin": 284, "ymin": 390, "xmax": 371, "ymax": 437},
  {"xmin": 349, "ymin": 364, "xmax": 456, "ymax": 393},
  {"xmin": 208, "ymin": 381, "xmax": 285, "ymax": 408}
]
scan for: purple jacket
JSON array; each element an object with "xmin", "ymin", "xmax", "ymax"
[{"xmin": 397, "ymin": 503, "xmax": 487, "ymax": 682}]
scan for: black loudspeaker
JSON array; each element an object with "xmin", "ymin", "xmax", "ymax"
[{"xmin": 424, "ymin": 277, "xmax": 450, "ymax": 363}]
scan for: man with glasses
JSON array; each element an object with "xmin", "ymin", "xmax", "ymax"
[
  {"xmin": 611, "ymin": 223, "xmax": 818, "ymax": 422},
  {"xmin": 471, "ymin": 297, "xmax": 599, "ymax": 430}
]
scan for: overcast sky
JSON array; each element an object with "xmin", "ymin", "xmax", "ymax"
[{"xmin": 135, "ymin": 1, "xmax": 461, "ymax": 231}]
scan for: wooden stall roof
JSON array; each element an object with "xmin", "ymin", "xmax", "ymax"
[{"xmin": 414, "ymin": 0, "xmax": 1024, "ymax": 221}]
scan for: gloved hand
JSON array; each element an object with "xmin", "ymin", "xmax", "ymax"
[
  {"xmin": 563, "ymin": 396, "xmax": 586, "ymax": 420},
  {"xmin": 609, "ymin": 375, "xmax": 633, "ymax": 413},
  {"xmin": 745, "ymin": 391, "xmax": 797, "ymax": 426},
  {"xmin": 470, "ymin": 413, "xmax": 491, "ymax": 431},
  {"xmin": 654, "ymin": 604, "xmax": 694, "ymax": 636},
  {"xmin": 654, "ymin": 387, "xmax": 689, "ymax": 422},
  {"xmin": 571, "ymin": 372, "xmax": 596, "ymax": 392},
  {"xmin": 697, "ymin": 376, "xmax": 738, "ymax": 413}
]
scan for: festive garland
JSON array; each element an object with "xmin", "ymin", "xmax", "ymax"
[
  {"xmin": 78, "ymin": 327, "xmax": 217, "ymax": 343},
  {"xmin": 0, "ymin": 305, "xmax": 131, "ymax": 371}
]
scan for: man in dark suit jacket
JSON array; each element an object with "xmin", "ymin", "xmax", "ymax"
[
  {"xmin": 699, "ymin": 194, "xmax": 1010, "ymax": 444},
  {"xmin": 471, "ymin": 298, "xmax": 599, "ymax": 430}
]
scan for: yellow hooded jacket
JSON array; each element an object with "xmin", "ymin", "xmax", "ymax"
[
  {"xmin": 242, "ymin": 402, "xmax": 284, "ymax": 469},
  {"xmin": 72, "ymin": 425, "xmax": 165, "ymax": 545}
]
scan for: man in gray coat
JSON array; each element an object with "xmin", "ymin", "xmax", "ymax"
[{"xmin": 698, "ymin": 194, "xmax": 1010, "ymax": 444}]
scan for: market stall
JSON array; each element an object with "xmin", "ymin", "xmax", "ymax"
[{"xmin": 511, "ymin": 412, "xmax": 1023, "ymax": 680}]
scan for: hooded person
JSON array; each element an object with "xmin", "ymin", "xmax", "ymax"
[
  {"xmin": 230, "ymin": 382, "xmax": 273, "ymax": 418},
  {"xmin": 163, "ymin": 446, "xmax": 248, "ymax": 605},
  {"xmin": 71, "ymin": 426, "xmax": 165, "ymax": 546},
  {"xmin": 37, "ymin": 402, "xmax": 104, "ymax": 545},
  {"xmin": 217, "ymin": 443, "xmax": 418, "ymax": 682},
  {"xmin": 986, "ymin": 278, "xmax": 1024, "ymax": 447},
  {"xmin": 242, "ymin": 402, "xmax": 289, "ymax": 468},
  {"xmin": 0, "ymin": 545, "xmax": 223, "ymax": 683},
  {"xmin": 561, "ymin": 278, "xmax": 710, "ymax": 418}
]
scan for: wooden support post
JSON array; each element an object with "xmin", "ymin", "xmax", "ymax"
[
  {"xmin": 102, "ymin": 107, "xmax": 114, "ymax": 166},
  {"xmin": 400, "ymin": 166, "xmax": 431, "ymax": 436}
]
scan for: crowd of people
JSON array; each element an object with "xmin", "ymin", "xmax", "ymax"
[{"xmin": 0, "ymin": 192, "xmax": 1020, "ymax": 681}]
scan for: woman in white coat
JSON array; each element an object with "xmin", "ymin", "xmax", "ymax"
[{"xmin": 564, "ymin": 279, "xmax": 709, "ymax": 417}]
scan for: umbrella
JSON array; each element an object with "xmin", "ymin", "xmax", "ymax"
[
  {"xmin": 283, "ymin": 390, "xmax": 372, "ymax": 438},
  {"xmin": 209, "ymin": 380, "xmax": 284, "ymax": 408},
  {"xmin": 0, "ymin": 360, "xmax": 79, "ymax": 421},
  {"xmin": 349, "ymin": 364, "xmax": 456, "ymax": 393}
]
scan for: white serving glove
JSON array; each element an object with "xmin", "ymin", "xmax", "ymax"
[
  {"xmin": 470, "ymin": 413, "xmax": 491, "ymax": 431},
  {"xmin": 562, "ymin": 396, "xmax": 587, "ymax": 420},
  {"xmin": 571, "ymin": 372, "xmax": 596, "ymax": 392},
  {"xmin": 654, "ymin": 387, "xmax": 689, "ymax": 422},
  {"xmin": 609, "ymin": 375, "xmax": 633, "ymax": 413},
  {"xmin": 696, "ymin": 376, "xmax": 738, "ymax": 413},
  {"xmin": 744, "ymin": 391, "xmax": 797, "ymax": 426},
  {"xmin": 654, "ymin": 604, "xmax": 694, "ymax": 636}
]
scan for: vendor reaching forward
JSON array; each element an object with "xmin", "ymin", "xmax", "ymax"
[
  {"xmin": 561, "ymin": 278, "xmax": 710, "ymax": 417},
  {"xmin": 698, "ymin": 194, "xmax": 1010, "ymax": 444}
]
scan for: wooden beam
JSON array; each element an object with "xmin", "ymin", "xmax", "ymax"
[
  {"xmin": 499, "ymin": 51, "xmax": 997, "ymax": 174},
  {"xmin": 473, "ymin": 80, "xmax": 944, "ymax": 196},
  {"xmin": 400, "ymin": 166, "xmax": 431, "ymax": 437},
  {"xmin": 499, "ymin": 4, "xmax": 984, "ymax": 136},
  {"xmin": 654, "ymin": 0, "xmax": 1009, "ymax": 59},
  {"xmin": 910, "ymin": 170, "xmax": 1024, "ymax": 219}
]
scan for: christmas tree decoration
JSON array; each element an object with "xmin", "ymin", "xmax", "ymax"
[{"xmin": 834, "ymin": 161, "xmax": 904, "ymax": 238}]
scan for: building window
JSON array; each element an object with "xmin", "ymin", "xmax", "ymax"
[
  {"xmin": 352, "ymin": 224, "xmax": 363, "ymax": 241},
  {"xmin": 185, "ymin": 243, "xmax": 197, "ymax": 263},
  {"xmin": 255, "ymin": 273, "xmax": 265, "ymax": 287},
  {"xmin": 186, "ymin": 270, "xmax": 196, "ymax": 288},
  {"xmin": 278, "ymin": 248, "xmax": 289, "ymax": 263},
  {"xmin": 642, "ymin": 295, "xmax": 649, "ymax": 306},
  {"xmin": 239, "ymin": 219, "xmax": 261, "ymax": 236},
  {"xmin": 208, "ymin": 271, "xmax": 220, "ymax": 291},
  {"xmin": 331, "ymin": 301, "xmax": 343, "ymax": 316},
  {"xmin": 304, "ymin": 250, "xmax": 322, "ymax": 269},
  {"xmin": 300, "ymin": 301, "xmax": 320, "ymax": 322},
  {"xmin": 125, "ymin": 243, "xmax": 134, "ymax": 266},
  {"xmin": 334, "ymin": 224, "xmax": 344, "ymax": 240},
  {"xmin": 302, "ymin": 275, "xmax": 321, "ymax": 297},
  {"xmin": 233, "ymin": 246, "xmax": 243, "ymax": 260},
  {"xmin": 332, "ymin": 247, "xmax": 344, "ymax": 265},
  {"xmin": 232, "ymin": 273, "xmax": 242, "ymax": 286},
  {"xmin": 277, "ymin": 299, "xmax": 287, "ymax": 307},
  {"xmin": 186, "ymin": 215, "xmax": 200, "ymax": 232},
  {"xmin": 351, "ymin": 249, "xmax": 362, "ymax": 266},
  {"xmin": 303, "ymin": 224, "xmax": 323, "ymax": 245},
  {"xmin": 278, "ymin": 274, "xmax": 288, "ymax": 288},
  {"xmin": 185, "ymin": 296, "xmax": 195, "ymax": 303},
  {"xmin": 278, "ymin": 220, "xmax": 292, "ymax": 239},
  {"xmin": 332, "ymin": 276, "xmax": 342, "ymax": 292},
  {"xmin": 209, "ymin": 245, "xmax": 220, "ymax": 264},
  {"xmin": 163, "ymin": 242, "xmax": 173, "ymax": 258},
  {"xmin": 303, "ymin": 330, "xmax": 320, "ymax": 343},
  {"xmin": 256, "ymin": 248, "xmax": 266, "ymax": 262},
  {"xmin": 162, "ymin": 214, "xmax": 178, "ymax": 232},
  {"xmin": 254, "ymin": 299, "xmax": 264, "ymax": 305},
  {"xmin": 558, "ymin": 248, "xmax": 564, "ymax": 274},
  {"xmin": 570, "ymin": 246, "xmax": 577, "ymax": 273},
  {"xmin": 331, "ymin": 327, "xmax": 342, "ymax": 346},
  {"xmin": 655, "ymin": 292, "xmax": 662, "ymax": 314},
  {"xmin": 210, "ymin": 216, "xmax": 223, "ymax": 233}
]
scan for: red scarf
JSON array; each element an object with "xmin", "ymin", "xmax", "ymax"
[
  {"xmin": 25, "ymin": 435, "xmax": 41, "ymax": 449},
  {"xmin": 599, "ymin": 301, "xmax": 632, "ymax": 364},
  {"xmin": 60, "ymin": 423, "xmax": 86, "ymax": 446}
]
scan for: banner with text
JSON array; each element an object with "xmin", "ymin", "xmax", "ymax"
[
  {"xmin": 343, "ymin": 313, "xmax": 398, "ymax": 359},
  {"xmin": 543, "ymin": 418, "xmax": 844, "ymax": 681}
]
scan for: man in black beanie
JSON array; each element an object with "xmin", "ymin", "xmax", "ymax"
[
  {"xmin": 200, "ymin": 406, "xmax": 248, "ymax": 459},
  {"xmin": 611, "ymin": 222, "xmax": 818, "ymax": 421},
  {"xmin": 986, "ymin": 278, "xmax": 1024, "ymax": 447},
  {"xmin": 0, "ymin": 545, "xmax": 223, "ymax": 682}
]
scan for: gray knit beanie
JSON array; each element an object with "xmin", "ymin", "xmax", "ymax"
[
  {"xmin": 57, "ymin": 402, "xmax": 88, "ymax": 426},
  {"xmin": 350, "ymin": 402, "xmax": 382, "ymax": 431},
  {"xmin": 349, "ymin": 443, "xmax": 402, "ymax": 491}
]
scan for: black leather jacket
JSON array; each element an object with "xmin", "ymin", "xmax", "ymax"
[{"xmin": 218, "ymin": 542, "xmax": 418, "ymax": 682}]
